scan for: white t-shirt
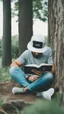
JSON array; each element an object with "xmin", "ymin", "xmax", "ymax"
[{"xmin": 17, "ymin": 47, "xmax": 53, "ymax": 66}]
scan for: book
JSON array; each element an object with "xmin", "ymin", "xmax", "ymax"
[{"xmin": 24, "ymin": 63, "xmax": 52, "ymax": 74}]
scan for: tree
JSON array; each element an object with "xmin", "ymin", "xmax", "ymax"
[
  {"xmin": 12, "ymin": 0, "xmax": 48, "ymax": 55},
  {"xmin": 12, "ymin": 0, "xmax": 48, "ymax": 22},
  {"xmin": 18, "ymin": 0, "xmax": 33, "ymax": 55},
  {"xmin": 2, "ymin": 0, "xmax": 11, "ymax": 66},
  {"xmin": 48, "ymin": 0, "xmax": 64, "ymax": 91}
]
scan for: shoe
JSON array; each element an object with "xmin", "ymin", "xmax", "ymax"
[
  {"xmin": 36, "ymin": 88, "xmax": 54, "ymax": 100},
  {"xmin": 42, "ymin": 88, "xmax": 54, "ymax": 100},
  {"xmin": 12, "ymin": 87, "xmax": 25, "ymax": 94}
]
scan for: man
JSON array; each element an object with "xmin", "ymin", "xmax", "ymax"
[{"xmin": 9, "ymin": 35, "xmax": 55, "ymax": 98}]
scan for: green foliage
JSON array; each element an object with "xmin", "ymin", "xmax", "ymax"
[
  {"xmin": 12, "ymin": 1, "xmax": 18, "ymax": 19},
  {"xmin": 11, "ymin": 35, "xmax": 19, "ymax": 58},
  {"xmin": 0, "ymin": 97, "xmax": 7, "ymax": 108},
  {"xmin": 0, "ymin": 66, "xmax": 11, "ymax": 82},
  {"xmin": 0, "ymin": 35, "xmax": 19, "ymax": 58},
  {"xmin": 12, "ymin": 0, "xmax": 48, "ymax": 22},
  {"xmin": 33, "ymin": 0, "xmax": 48, "ymax": 21},
  {"xmin": 0, "ymin": 57, "xmax": 11, "ymax": 82},
  {"xmin": 23, "ymin": 100, "xmax": 64, "ymax": 114}
]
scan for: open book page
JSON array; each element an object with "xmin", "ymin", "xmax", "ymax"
[
  {"xmin": 24, "ymin": 63, "xmax": 53, "ymax": 74},
  {"xmin": 39, "ymin": 63, "xmax": 53, "ymax": 67}
]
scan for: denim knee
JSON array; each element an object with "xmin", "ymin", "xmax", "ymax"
[
  {"xmin": 9, "ymin": 66, "xmax": 18, "ymax": 76},
  {"xmin": 44, "ymin": 72, "xmax": 54, "ymax": 81},
  {"xmin": 46, "ymin": 72, "xmax": 53, "ymax": 79},
  {"xmin": 40, "ymin": 72, "xmax": 53, "ymax": 83}
]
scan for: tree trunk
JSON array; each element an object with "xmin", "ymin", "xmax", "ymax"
[
  {"xmin": 18, "ymin": 0, "xmax": 33, "ymax": 55},
  {"xmin": 48, "ymin": 0, "xmax": 64, "ymax": 90},
  {"xmin": 2, "ymin": 0, "xmax": 11, "ymax": 66}
]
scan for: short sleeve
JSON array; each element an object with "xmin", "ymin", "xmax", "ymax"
[
  {"xmin": 17, "ymin": 50, "xmax": 29, "ymax": 64},
  {"xmin": 47, "ymin": 48, "xmax": 53, "ymax": 64}
]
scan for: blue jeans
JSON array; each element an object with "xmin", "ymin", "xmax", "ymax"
[{"xmin": 9, "ymin": 66, "xmax": 54, "ymax": 92}]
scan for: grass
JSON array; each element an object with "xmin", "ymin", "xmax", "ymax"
[
  {"xmin": 0, "ymin": 57, "xmax": 11, "ymax": 83},
  {"xmin": 0, "ymin": 67, "xmax": 11, "ymax": 83},
  {"xmin": 23, "ymin": 99, "xmax": 64, "ymax": 114}
]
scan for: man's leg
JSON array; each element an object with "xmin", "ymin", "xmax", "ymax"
[
  {"xmin": 27, "ymin": 72, "xmax": 54, "ymax": 92},
  {"xmin": 9, "ymin": 66, "xmax": 30, "ymax": 87},
  {"xmin": 10, "ymin": 68, "xmax": 54, "ymax": 93}
]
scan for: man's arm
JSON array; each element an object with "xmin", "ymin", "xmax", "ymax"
[
  {"xmin": 10, "ymin": 59, "xmax": 22, "ymax": 67},
  {"xmin": 51, "ymin": 64, "xmax": 55, "ymax": 74},
  {"xmin": 47, "ymin": 48, "xmax": 55, "ymax": 74},
  {"xmin": 10, "ymin": 60, "xmax": 38, "ymax": 82},
  {"xmin": 10, "ymin": 50, "xmax": 28, "ymax": 68}
]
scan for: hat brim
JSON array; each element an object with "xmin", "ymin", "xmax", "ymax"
[{"xmin": 27, "ymin": 42, "xmax": 49, "ymax": 53}]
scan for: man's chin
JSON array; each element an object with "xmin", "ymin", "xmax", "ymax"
[{"xmin": 32, "ymin": 53, "xmax": 42, "ymax": 58}]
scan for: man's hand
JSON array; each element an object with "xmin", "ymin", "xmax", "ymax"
[
  {"xmin": 32, "ymin": 69, "xmax": 45, "ymax": 77},
  {"xmin": 26, "ymin": 75, "xmax": 39, "ymax": 82}
]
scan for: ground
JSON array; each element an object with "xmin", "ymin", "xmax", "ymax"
[
  {"xmin": 0, "ymin": 81, "xmax": 63, "ymax": 114},
  {"xmin": 0, "ymin": 81, "xmax": 38, "ymax": 113},
  {"xmin": 0, "ymin": 81, "xmax": 37, "ymax": 102}
]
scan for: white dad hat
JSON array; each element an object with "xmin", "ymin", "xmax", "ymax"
[{"xmin": 27, "ymin": 35, "xmax": 48, "ymax": 53}]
